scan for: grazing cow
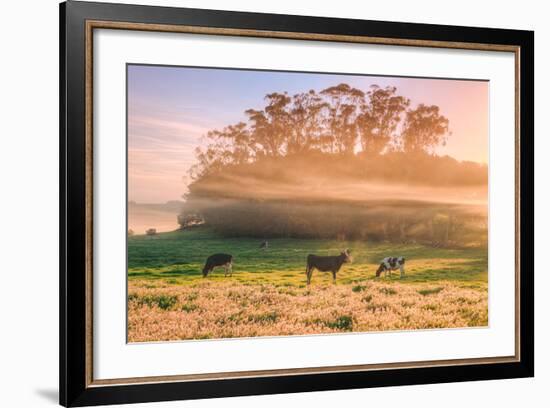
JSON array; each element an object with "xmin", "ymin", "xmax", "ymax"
[
  {"xmin": 259, "ymin": 240, "xmax": 269, "ymax": 250},
  {"xmin": 202, "ymin": 253, "xmax": 233, "ymax": 277},
  {"xmin": 376, "ymin": 257, "xmax": 406, "ymax": 279},
  {"xmin": 306, "ymin": 249, "xmax": 352, "ymax": 285}
]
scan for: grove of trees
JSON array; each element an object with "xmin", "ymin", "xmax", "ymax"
[
  {"xmin": 179, "ymin": 83, "xmax": 487, "ymax": 247},
  {"xmin": 190, "ymin": 84, "xmax": 450, "ymax": 179}
]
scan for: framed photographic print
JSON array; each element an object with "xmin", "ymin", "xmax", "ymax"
[{"xmin": 59, "ymin": 1, "xmax": 534, "ymax": 406}]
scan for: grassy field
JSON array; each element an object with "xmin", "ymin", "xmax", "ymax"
[{"xmin": 128, "ymin": 227, "xmax": 488, "ymax": 342}]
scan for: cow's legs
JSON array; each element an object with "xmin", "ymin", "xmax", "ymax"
[
  {"xmin": 306, "ymin": 266, "xmax": 312, "ymax": 285},
  {"xmin": 332, "ymin": 271, "xmax": 336, "ymax": 283},
  {"xmin": 229, "ymin": 262, "xmax": 233, "ymax": 277}
]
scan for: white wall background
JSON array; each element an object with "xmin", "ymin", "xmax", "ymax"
[{"xmin": 0, "ymin": 1, "xmax": 545, "ymax": 407}]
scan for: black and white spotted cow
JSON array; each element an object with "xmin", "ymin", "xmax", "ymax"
[{"xmin": 375, "ymin": 257, "xmax": 406, "ymax": 279}]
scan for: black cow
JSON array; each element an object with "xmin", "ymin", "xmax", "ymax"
[
  {"xmin": 306, "ymin": 249, "xmax": 352, "ymax": 285},
  {"xmin": 202, "ymin": 253, "xmax": 233, "ymax": 277}
]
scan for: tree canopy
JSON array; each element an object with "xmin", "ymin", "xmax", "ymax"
[{"xmin": 190, "ymin": 83, "xmax": 450, "ymax": 179}]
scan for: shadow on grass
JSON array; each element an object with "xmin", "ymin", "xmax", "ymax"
[
  {"xmin": 160, "ymin": 269, "xmax": 202, "ymax": 276},
  {"xmin": 127, "ymin": 271, "xmax": 153, "ymax": 277}
]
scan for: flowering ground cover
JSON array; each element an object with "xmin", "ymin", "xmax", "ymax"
[{"xmin": 127, "ymin": 228, "xmax": 487, "ymax": 342}]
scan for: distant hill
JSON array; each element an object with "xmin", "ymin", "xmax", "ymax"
[{"xmin": 128, "ymin": 201, "xmax": 183, "ymax": 234}]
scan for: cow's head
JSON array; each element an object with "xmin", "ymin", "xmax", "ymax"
[
  {"xmin": 341, "ymin": 249, "xmax": 352, "ymax": 263},
  {"xmin": 202, "ymin": 266, "xmax": 210, "ymax": 277},
  {"xmin": 375, "ymin": 263, "xmax": 385, "ymax": 277},
  {"xmin": 398, "ymin": 257, "xmax": 406, "ymax": 266}
]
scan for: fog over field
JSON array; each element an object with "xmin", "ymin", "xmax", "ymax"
[
  {"xmin": 128, "ymin": 201, "xmax": 182, "ymax": 234},
  {"xmin": 189, "ymin": 171, "xmax": 487, "ymax": 206}
]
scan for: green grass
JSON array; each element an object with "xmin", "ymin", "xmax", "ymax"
[
  {"xmin": 181, "ymin": 303, "xmax": 199, "ymax": 313},
  {"xmin": 248, "ymin": 311, "xmax": 279, "ymax": 324},
  {"xmin": 418, "ymin": 287, "xmax": 444, "ymax": 296},
  {"xmin": 326, "ymin": 315, "xmax": 354, "ymax": 331},
  {"xmin": 128, "ymin": 293, "xmax": 178, "ymax": 310},
  {"xmin": 128, "ymin": 227, "xmax": 487, "ymax": 289}
]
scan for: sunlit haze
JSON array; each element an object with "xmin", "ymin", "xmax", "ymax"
[{"xmin": 128, "ymin": 65, "xmax": 488, "ymax": 204}]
